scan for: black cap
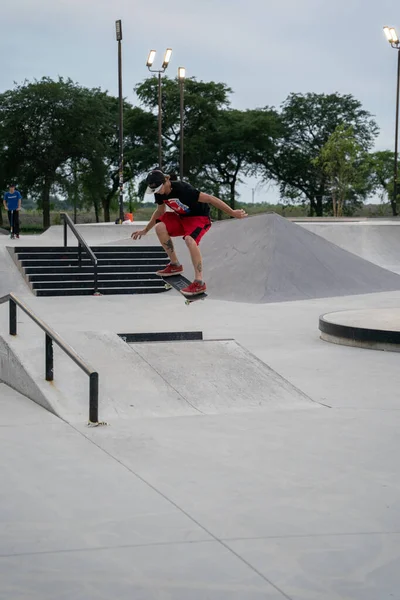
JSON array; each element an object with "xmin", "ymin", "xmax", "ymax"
[{"xmin": 145, "ymin": 170, "xmax": 166, "ymax": 194}]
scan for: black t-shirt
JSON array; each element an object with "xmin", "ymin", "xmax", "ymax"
[{"xmin": 155, "ymin": 181, "xmax": 210, "ymax": 218}]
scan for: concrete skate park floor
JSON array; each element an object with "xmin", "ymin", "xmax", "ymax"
[{"xmin": 2, "ymin": 224, "xmax": 400, "ymax": 598}]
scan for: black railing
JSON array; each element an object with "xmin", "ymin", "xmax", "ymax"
[
  {"xmin": 0, "ymin": 293, "xmax": 100, "ymax": 424},
  {"xmin": 61, "ymin": 213, "xmax": 99, "ymax": 295}
]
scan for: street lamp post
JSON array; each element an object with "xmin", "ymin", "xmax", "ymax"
[
  {"xmin": 115, "ymin": 19, "xmax": 124, "ymax": 224},
  {"xmin": 146, "ymin": 48, "xmax": 172, "ymax": 170},
  {"xmin": 178, "ymin": 67, "xmax": 186, "ymax": 180},
  {"xmin": 384, "ymin": 26, "xmax": 400, "ymax": 216}
]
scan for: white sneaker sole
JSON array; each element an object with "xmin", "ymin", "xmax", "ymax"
[
  {"xmin": 157, "ymin": 271, "xmax": 184, "ymax": 277},
  {"xmin": 181, "ymin": 290, "xmax": 206, "ymax": 296}
]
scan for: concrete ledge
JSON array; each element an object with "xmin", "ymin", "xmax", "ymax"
[
  {"xmin": 119, "ymin": 331, "xmax": 203, "ymax": 343},
  {"xmin": 319, "ymin": 308, "xmax": 400, "ymax": 352}
]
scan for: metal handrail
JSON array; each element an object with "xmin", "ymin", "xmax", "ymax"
[
  {"xmin": 0, "ymin": 293, "xmax": 100, "ymax": 424},
  {"xmin": 60, "ymin": 213, "xmax": 99, "ymax": 294}
]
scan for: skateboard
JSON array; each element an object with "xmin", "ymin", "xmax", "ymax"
[{"xmin": 162, "ymin": 274, "xmax": 207, "ymax": 305}]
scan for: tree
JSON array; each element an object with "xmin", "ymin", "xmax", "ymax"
[
  {"xmin": 314, "ymin": 125, "xmax": 371, "ymax": 216},
  {"xmin": 135, "ymin": 77, "xmax": 280, "ymax": 207},
  {"xmin": 0, "ymin": 77, "xmax": 117, "ymax": 228},
  {"xmin": 255, "ymin": 93, "xmax": 379, "ymax": 216},
  {"xmin": 104, "ymin": 105, "xmax": 157, "ymax": 221},
  {"xmin": 200, "ymin": 108, "xmax": 280, "ymax": 209},
  {"xmin": 75, "ymin": 103, "xmax": 157, "ymax": 222},
  {"xmin": 135, "ymin": 76, "xmax": 232, "ymax": 181},
  {"xmin": 0, "ymin": 78, "xmax": 157, "ymax": 226},
  {"xmin": 368, "ymin": 151, "xmax": 397, "ymax": 215}
]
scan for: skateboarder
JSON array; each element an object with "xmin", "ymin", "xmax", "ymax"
[
  {"xmin": 3, "ymin": 184, "xmax": 22, "ymax": 239},
  {"xmin": 131, "ymin": 170, "xmax": 247, "ymax": 296}
]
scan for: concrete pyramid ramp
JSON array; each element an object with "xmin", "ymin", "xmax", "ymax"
[{"xmin": 191, "ymin": 213, "xmax": 400, "ymax": 303}]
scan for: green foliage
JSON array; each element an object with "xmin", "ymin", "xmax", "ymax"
[
  {"xmin": 192, "ymin": 108, "xmax": 280, "ymax": 208},
  {"xmin": 314, "ymin": 125, "xmax": 371, "ymax": 216},
  {"xmin": 136, "ymin": 77, "xmax": 280, "ymax": 208},
  {"xmin": 135, "ymin": 76, "xmax": 232, "ymax": 176},
  {"xmin": 0, "ymin": 77, "xmax": 118, "ymax": 227},
  {"xmin": 0, "ymin": 75, "xmax": 393, "ymax": 223},
  {"xmin": 255, "ymin": 92, "xmax": 379, "ymax": 216},
  {"xmin": 367, "ymin": 151, "xmax": 397, "ymax": 215},
  {"xmin": 0, "ymin": 78, "xmax": 158, "ymax": 226}
]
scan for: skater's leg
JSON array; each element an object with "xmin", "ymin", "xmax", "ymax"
[
  {"xmin": 14, "ymin": 211, "xmax": 20, "ymax": 236},
  {"xmin": 185, "ymin": 236, "xmax": 203, "ymax": 281},
  {"xmin": 9, "ymin": 211, "xmax": 14, "ymax": 237},
  {"xmin": 155, "ymin": 222, "xmax": 180, "ymax": 264}
]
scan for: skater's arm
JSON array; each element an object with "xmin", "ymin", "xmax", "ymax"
[
  {"xmin": 144, "ymin": 204, "xmax": 166, "ymax": 233},
  {"xmin": 198, "ymin": 193, "xmax": 248, "ymax": 218},
  {"xmin": 131, "ymin": 204, "xmax": 166, "ymax": 240}
]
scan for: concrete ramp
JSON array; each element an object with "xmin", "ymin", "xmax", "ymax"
[
  {"xmin": 130, "ymin": 339, "xmax": 314, "ymax": 414},
  {"xmin": 0, "ymin": 330, "xmax": 315, "ymax": 422},
  {"xmin": 298, "ymin": 221, "xmax": 400, "ymax": 274},
  {"xmin": 0, "ymin": 382, "xmax": 56, "ymax": 425},
  {"xmin": 182, "ymin": 214, "xmax": 400, "ymax": 303},
  {"xmin": 0, "ymin": 244, "xmax": 32, "ymax": 297}
]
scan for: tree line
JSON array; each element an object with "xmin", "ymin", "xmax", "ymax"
[{"xmin": 0, "ymin": 76, "xmax": 396, "ymax": 229}]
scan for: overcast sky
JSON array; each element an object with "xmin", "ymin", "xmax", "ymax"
[{"xmin": 1, "ymin": 0, "xmax": 397, "ymax": 203}]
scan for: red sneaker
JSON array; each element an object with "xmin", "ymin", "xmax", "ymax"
[
  {"xmin": 156, "ymin": 263, "xmax": 183, "ymax": 277},
  {"xmin": 181, "ymin": 281, "xmax": 207, "ymax": 296}
]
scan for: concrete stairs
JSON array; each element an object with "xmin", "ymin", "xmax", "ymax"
[{"xmin": 12, "ymin": 245, "xmax": 169, "ymax": 296}]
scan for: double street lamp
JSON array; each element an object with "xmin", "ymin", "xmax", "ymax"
[
  {"xmin": 178, "ymin": 67, "xmax": 186, "ymax": 179},
  {"xmin": 383, "ymin": 26, "xmax": 400, "ymax": 214},
  {"xmin": 146, "ymin": 48, "xmax": 172, "ymax": 170},
  {"xmin": 115, "ymin": 19, "xmax": 124, "ymax": 223}
]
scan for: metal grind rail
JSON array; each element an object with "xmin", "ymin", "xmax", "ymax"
[
  {"xmin": 61, "ymin": 212, "xmax": 99, "ymax": 295},
  {"xmin": 0, "ymin": 293, "xmax": 102, "ymax": 425}
]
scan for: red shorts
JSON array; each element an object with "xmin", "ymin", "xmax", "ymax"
[{"xmin": 158, "ymin": 212, "xmax": 211, "ymax": 246}]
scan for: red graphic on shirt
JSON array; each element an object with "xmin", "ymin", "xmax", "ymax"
[{"xmin": 164, "ymin": 198, "xmax": 190, "ymax": 214}]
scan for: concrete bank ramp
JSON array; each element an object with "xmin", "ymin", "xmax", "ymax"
[
  {"xmin": 129, "ymin": 338, "xmax": 314, "ymax": 414},
  {"xmin": 0, "ymin": 244, "xmax": 31, "ymax": 297},
  {"xmin": 298, "ymin": 221, "xmax": 400, "ymax": 274},
  {"xmin": 189, "ymin": 213, "xmax": 400, "ymax": 303},
  {"xmin": 0, "ymin": 330, "xmax": 315, "ymax": 422},
  {"xmin": 0, "ymin": 382, "xmax": 56, "ymax": 426}
]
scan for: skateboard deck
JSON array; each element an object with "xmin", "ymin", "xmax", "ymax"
[{"xmin": 162, "ymin": 274, "xmax": 207, "ymax": 305}]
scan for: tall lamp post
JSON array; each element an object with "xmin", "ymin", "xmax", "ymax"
[
  {"xmin": 146, "ymin": 49, "xmax": 172, "ymax": 170},
  {"xmin": 178, "ymin": 67, "xmax": 186, "ymax": 180},
  {"xmin": 384, "ymin": 26, "xmax": 400, "ymax": 215},
  {"xmin": 115, "ymin": 19, "xmax": 124, "ymax": 223}
]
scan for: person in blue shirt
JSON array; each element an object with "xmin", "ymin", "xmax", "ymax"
[{"xmin": 3, "ymin": 184, "xmax": 22, "ymax": 239}]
